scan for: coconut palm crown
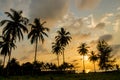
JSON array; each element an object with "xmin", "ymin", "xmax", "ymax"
[
  {"xmin": 28, "ymin": 18, "xmax": 49, "ymax": 62},
  {"xmin": 77, "ymin": 43, "xmax": 89, "ymax": 73}
]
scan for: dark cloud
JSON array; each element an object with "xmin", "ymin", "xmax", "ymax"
[
  {"xmin": 112, "ymin": 44, "xmax": 120, "ymax": 57},
  {"xmin": 75, "ymin": 0, "xmax": 101, "ymax": 10},
  {"xmin": 99, "ymin": 34, "xmax": 113, "ymax": 41},
  {"xmin": 20, "ymin": 56, "xmax": 29, "ymax": 61},
  {"xmin": 95, "ymin": 22, "xmax": 106, "ymax": 29},
  {"xmin": 29, "ymin": 0, "xmax": 69, "ymax": 26},
  {"xmin": 28, "ymin": 45, "xmax": 48, "ymax": 54},
  {"xmin": 72, "ymin": 60, "xmax": 78, "ymax": 62}
]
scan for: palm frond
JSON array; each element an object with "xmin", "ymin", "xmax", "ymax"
[{"xmin": 4, "ymin": 12, "xmax": 14, "ymax": 20}]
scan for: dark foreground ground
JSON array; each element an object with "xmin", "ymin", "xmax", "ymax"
[{"xmin": 0, "ymin": 71, "xmax": 120, "ymax": 80}]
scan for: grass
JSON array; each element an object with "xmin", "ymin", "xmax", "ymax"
[{"xmin": 0, "ymin": 71, "xmax": 120, "ymax": 80}]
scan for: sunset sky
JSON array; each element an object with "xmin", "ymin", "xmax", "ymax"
[{"xmin": 0, "ymin": 0, "xmax": 120, "ymax": 72}]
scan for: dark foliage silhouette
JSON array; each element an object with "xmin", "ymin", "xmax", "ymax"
[
  {"xmin": 55, "ymin": 28, "xmax": 71, "ymax": 64},
  {"xmin": 28, "ymin": 18, "xmax": 49, "ymax": 62},
  {"xmin": 77, "ymin": 43, "xmax": 89, "ymax": 73},
  {"xmin": 0, "ymin": 36, "xmax": 16, "ymax": 67},
  {"xmin": 0, "ymin": 9, "xmax": 28, "ymax": 62},
  {"xmin": 21, "ymin": 62, "xmax": 33, "ymax": 75},
  {"xmin": 6, "ymin": 58, "xmax": 21, "ymax": 75},
  {"xmin": 59, "ymin": 62, "xmax": 74, "ymax": 71},
  {"xmin": 0, "ymin": 60, "xmax": 3, "ymax": 75},
  {"xmin": 97, "ymin": 40, "xmax": 115, "ymax": 71},
  {"xmin": 52, "ymin": 42, "xmax": 63, "ymax": 67},
  {"xmin": 89, "ymin": 51, "xmax": 98, "ymax": 72}
]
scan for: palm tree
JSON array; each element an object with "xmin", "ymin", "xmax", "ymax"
[
  {"xmin": 28, "ymin": 18, "xmax": 49, "ymax": 62},
  {"xmin": 55, "ymin": 28, "xmax": 71, "ymax": 64},
  {"xmin": 0, "ymin": 36, "xmax": 16, "ymax": 67},
  {"xmin": 77, "ymin": 43, "xmax": 89, "ymax": 73},
  {"xmin": 89, "ymin": 51, "xmax": 98, "ymax": 72},
  {"xmin": 52, "ymin": 42, "xmax": 63, "ymax": 66},
  {"xmin": 97, "ymin": 40, "xmax": 115, "ymax": 71},
  {"xmin": 0, "ymin": 9, "xmax": 28, "ymax": 62}
]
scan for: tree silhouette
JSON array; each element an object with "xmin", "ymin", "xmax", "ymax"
[
  {"xmin": 0, "ymin": 9, "xmax": 28, "ymax": 62},
  {"xmin": 77, "ymin": 43, "xmax": 89, "ymax": 73},
  {"xmin": 28, "ymin": 18, "xmax": 49, "ymax": 62},
  {"xmin": 55, "ymin": 28, "xmax": 71, "ymax": 64},
  {"xmin": 89, "ymin": 51, "xmax": 98, "ymax": 72},
  {"xmin": 0, "ymin": 36, "xmax": 16, "ymax": 67},
  {"xmin": 59, "ymin": 62, "xmax": 74, "ymax": 71},
  {"xmin": 97, "ymin": 40, "xmax": 115, "ymax": 71},
  {"xmin": 21, "ymin": 62, "xmax": 33, "ymax": 75},
  {"xmin": 6, "ymin": 58, "xmax": 20, "ymax": 75},
  {"xmin": 52, "ymin": 42, "xmax": 63, "ymax": 66},
  {"xmin": 44, "ymin": 63, "xmax": 57, "ymax": 71},
  {"xmin": 32, "ymin": 61, "xmax": 43, "ymax": 74},
  {"xmin": 0, "ymin": 59, "xmax": 3, "ymax": 75}
]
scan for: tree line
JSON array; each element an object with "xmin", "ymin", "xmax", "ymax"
[
  {"xmin": 0, "ymin": 9, "xmax": 118, "ymax": 76},
  {"xmin": 0, "ymin": 58, "xmax": 74, "ymax": 76}
]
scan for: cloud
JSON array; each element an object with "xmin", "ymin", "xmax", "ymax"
[
  {"xmin": 29, "ymin": 0, "xmax": 69, "ymax": 26},
  {"xmin": 112, "ymin": 44, "xmax": 120, "ymax": 58},
  {"xmin": 99, "ymin": 34, "xmax": 113, "ymax": 41},
  {"xmin": 28, "ymin": 45, "xmax": 48, "ymax": 54},
  {"xmin": 75, "ymin": 0, "xmax": 101, "ymax": 10},
  {"xmin": 0, "ymin": 0, "xmax": 30, "ymax": 17},
  {"xmin": 20, "ymin": 56, "xmax": 29, "ymax": 61},
  {"xmin": 113, "ymin": 13, "xmax": 120, "ymax": 32},
  {"xmin": 95, "ymin": 22, "xmax": 106, "ymax": 29}
]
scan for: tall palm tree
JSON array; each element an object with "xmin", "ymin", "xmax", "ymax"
[
  {"xmin": 89, "ymin": 51, "xmax": 98, "ymax": 72},
  {"xmin": 77, "ymin": 43, "xmax": 89, "ymax": 73},
  {"xmin": 0, "ymin": 35, "xmax": 16, "ymax": 67},
  {"xmin": 0, "ymin": 9, "xmax": 28, "ymax": 62},
  {"xmin": 55, "ymin": 28, "xmax": 71, "ymax": 64},
  {"xmin": 28, "ymin": 18, "xmax": 49, "ymax": 62},
  {"xmin": 52, "ymin": 42, "xmax": 63, "ymax": 66}
]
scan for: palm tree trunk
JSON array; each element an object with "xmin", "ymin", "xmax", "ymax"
[
  {"xmin": 8, "ymin": 47, "xmax": 12, "ymax": 63},
  {"xmin": 3, "ymin": 55, "xmax": 6, "ymax": 67},
  {"xmin": 94, "ymin": 61, "xmax": 96, "ymax": 72},
  {"xmin": 57, "ymin": 54, "xmax": 59, "ymax": 67},
  {"xmin": 8, "ymin": 54, "xmax": 11, "ymax": 63},
  {"xmin": 62, "ymin": 50, "xmax": 65, "ymax": 64},
  {"xmin": 7, "ymin": 47, "xmax": 12, "ymax": 76},
  {"xmin": 83, "ymin": 55, "xmax": 85, "ymax": 73},
  {"xmin": 34, "ymin": 39, "xmax": 38, "ymax": 62}
]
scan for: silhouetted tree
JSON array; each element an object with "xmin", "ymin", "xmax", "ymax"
[
  {"xmin": 33, "ymin": 61, "xmax": 44, "ymax": 74},
  {"xmin": 55, "ymin": 28, "xmax": 71, "ymax": 64},
  {"xmin": 97, "ymin": 40, "xmax": 115, "ymax": 71},
  {"xmin": 52, "ymin": 42, "xmax": 63, "ymax": 66},
  {"xmin": 21, "ymin": 62, "xmax": 33, "ymax": 75},
  {"xmin": 0, "ymin": 9, "xmax": 28, "ymax": 62},
  {"xmin": 28, "ymin": 18, "xmax": 49, "ymax": 62},
  {"xmin": 0, "ymin": 36, "xmax": 16, "ymax": 67},
  {"xmin": 0, "ymin": 60, "xmax": 3, "ymax": 75},
  {"xmin": 6, "ymin": 58, "xmax": 20, "ymax": 75},
  {"xmin": 46, "ymin": 63, "xmax": 57, "ymax": 71},
  {"xmin": 59, "ymin": 62, "xmax": 74, "ymax": 71},
  {"xmin": 89, "ymin": 51, "xmax": 98, "ymax": 72},
  {"xmin": 115, "ymin": 64, "xmax": 119, "ymax": 71},
  {"xmin": 77, "ymin": 43, "xmax": 89, "ymax": 73}
]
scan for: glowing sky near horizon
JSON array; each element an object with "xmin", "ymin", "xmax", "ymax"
[{"xmin": 0, "ymin": 0, "xmax": 120, "ymax": 71}]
